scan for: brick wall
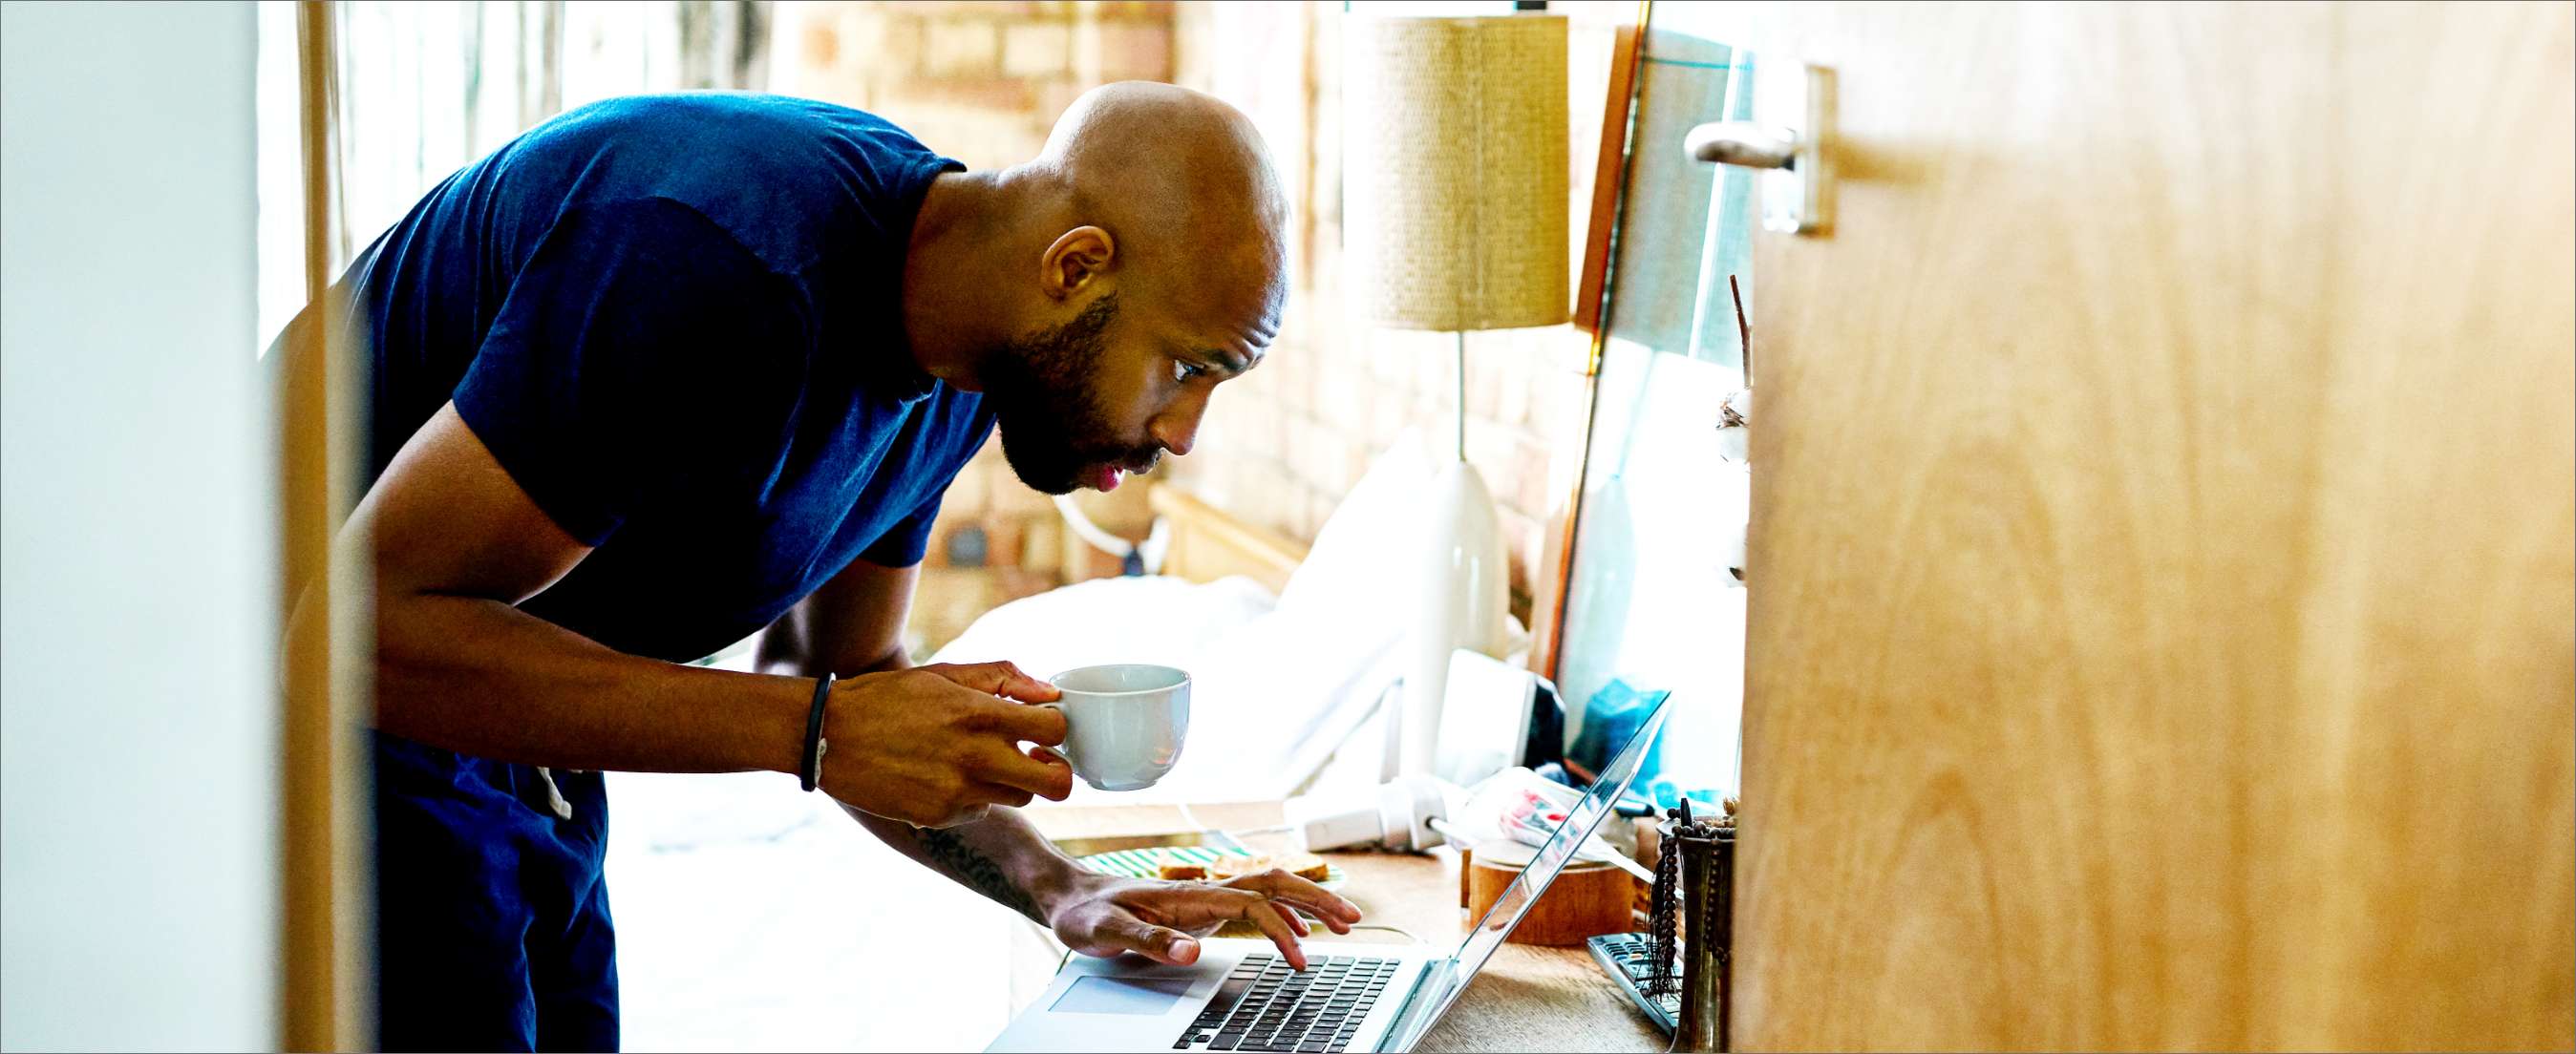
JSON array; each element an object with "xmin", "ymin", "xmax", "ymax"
[
  {"xmin": 777, "ymin": 1, "xmax": 1628, "ymax": 632},
  {"xmin": 780, "ymin": 1, "xmax": 1177, "ymax": 171}
]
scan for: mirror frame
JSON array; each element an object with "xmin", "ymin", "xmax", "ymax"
[{"xmin": 1532, "ymin": 5, "xmax": 1648, "ymax": 682}]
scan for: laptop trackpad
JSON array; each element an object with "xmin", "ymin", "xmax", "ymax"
[{"xmin": 1049, "ymin": 975, "xmax": 1197, "ymax": 1016}]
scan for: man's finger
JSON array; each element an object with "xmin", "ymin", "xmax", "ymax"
[
  {"xmin": 1230, "ymin": 891, "xmax": 1309, "ymax": 970},
  {"xmin": 965, "ymin": 779, "xmax": 1035, "ymax": 811},
  {"xmin": 1270, "ymin": 901, "xmax": 1309, "ymax": 938},
  {"xmin": 1223, "ymin": 871, "xmax": 1363, "ymax": 930},
  {"xmin": 926, "ymin": 661, "xmax": 1061, "ymax": 704},
  {"xmin": 937, "ymin": 680, "xmax": 1066, "ymax": 744},
  {"xmin": 1183, "ymin": 887, "xmax": 1309, "ymax": 970},
  {"xmin": 969, "ymin": 741, "xmax": 1075, "ymax": 801},
  {"xmin": 1265, "ymin": 896, "xmax": 1353, "ymax": 936},
  {"xmin": 1106, "ymin": 917, "xmax": 1201, "ymax": 966},
  {"xmin": 973, "ymin": 695, "xmax": 1068, "ymax": 746},
  {"xmin": 1023, "ymin": 745, "xmax": 1076, "ymax": 799}
]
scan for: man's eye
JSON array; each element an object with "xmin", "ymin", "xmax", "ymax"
[{"xmin": 1173, "ymin": 360, "xmax": 1211, "ymax": 384}]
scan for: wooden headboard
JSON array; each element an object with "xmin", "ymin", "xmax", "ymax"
[{"xmin": 1146, "ymin": 483, "xmax": 1308, "ymax": 595}]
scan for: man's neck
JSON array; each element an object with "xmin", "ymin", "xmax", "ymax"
[{"xmin": 901, "ymin": 170, "xmax": 1021, "ymax": 390}]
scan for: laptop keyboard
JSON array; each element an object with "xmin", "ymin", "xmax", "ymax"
[{"xmin": 1170, "ymin": 953, "xmax": 1399, "ymax": 1053}]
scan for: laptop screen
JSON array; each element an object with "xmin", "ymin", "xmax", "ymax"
[{"xmin": 1380, "ymin": 693, "xmax": 1673, "ymax": 1052}]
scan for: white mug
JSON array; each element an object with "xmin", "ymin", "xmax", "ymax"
[{"xmin": 1037, "ymin": 664, "xmax": 1191, "ymax": 791}]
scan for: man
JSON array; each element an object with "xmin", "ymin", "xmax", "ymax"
[{"xmin": 329, "ymin": 82, "xmax": 1359, "ymax": 1050}]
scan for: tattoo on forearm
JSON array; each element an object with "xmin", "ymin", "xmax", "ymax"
[{"xmin": 918, "ymin": 826, "xmax": 1044, "ymax": 923}]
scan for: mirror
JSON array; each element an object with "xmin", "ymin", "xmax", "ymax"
[{"xmin": 1549, "ymin": 3, "xmax": 1756, "ymax": 810}]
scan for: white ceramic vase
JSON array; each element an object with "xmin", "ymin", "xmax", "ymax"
[{"xmin": 1400, "ymin": 457, "xmax": 1511, "ymax": 777}]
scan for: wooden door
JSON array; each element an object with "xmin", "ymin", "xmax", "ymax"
[{"xmin": 1735, "ymin": 3, "xmax": 2573, "ymax": 1049}]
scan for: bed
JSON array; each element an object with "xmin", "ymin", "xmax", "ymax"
[{"xmin": 607, "ymin": 435, "xmax": 1477, "ymax": 1051}]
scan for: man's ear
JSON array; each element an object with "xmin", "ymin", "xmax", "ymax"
[{"xmin": 1038, "ymin": 225, "xmax": 1116, "ymax": 301}]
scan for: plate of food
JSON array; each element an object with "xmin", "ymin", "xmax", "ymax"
[{"xmin": 1075, "ymin": 846, "xmax": 1347, "ymax": 891}]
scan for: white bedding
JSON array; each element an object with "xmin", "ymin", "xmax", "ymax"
[
  {"xmin": 926, "ymin": 574, "xmax": 1407, "ymax": 803},
  {"xmin": 925, "ymin": 432, "xmax": 1461, "ymax": 803}
]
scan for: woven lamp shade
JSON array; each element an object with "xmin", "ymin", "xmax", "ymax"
[{"xmin": 1346, "ymin": 14, "xmax": 1570, "ymax": 332}]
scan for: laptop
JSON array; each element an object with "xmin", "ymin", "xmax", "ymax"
[{"xmin": 988, "ymin": 696, "xmax": 1671, "ymax": 1054}]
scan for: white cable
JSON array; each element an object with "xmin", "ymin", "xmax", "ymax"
[
  {"xmin": 1225, "ymin": 823, "xmax": 1295, "ymax": 837},
  {"xmin": 1180, "ymin": 812, "xmax": 1295, "ymax": 842},
  {"xmin": 1437, "ymin": 816, "xmax": 1655, "ymax": 882},
  {"xmin": 1596, "ymin": 849, "xmax": 1657, "ymax": 884},
  {"xmin": 1137, "ymin": 516, "xmax": 1171, "ymax": 575},
  {"xmin": 1053, "ymin": 494, "xmax": 1165, "ymax": 574}
]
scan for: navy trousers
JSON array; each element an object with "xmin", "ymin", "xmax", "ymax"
[{"xmin": 373, "ymin": 732, "xmax": 619, "ymax": 1052}]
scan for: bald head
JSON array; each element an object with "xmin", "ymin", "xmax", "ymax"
[
  {"xmin": 1031, "ymin": 82, "xmax": 1288, "ymax": 343},
  {"xmin": 900, "ymin": 82, "xmax": 1291, "ymax": 495}
]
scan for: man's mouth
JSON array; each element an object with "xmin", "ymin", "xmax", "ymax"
[{"xmin": 1086, "ymin": 453, "xmax": 1160, "ymax": 493}]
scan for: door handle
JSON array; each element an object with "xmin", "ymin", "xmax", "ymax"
[
  {"xmin": 1685, "ymin": 122, "xmax": 1798, "ymax": 170},
  {"xmin": 1683, "ymin": 63, "xmax": 1832, "ymax": 235}
]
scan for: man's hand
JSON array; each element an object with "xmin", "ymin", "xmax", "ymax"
[
  {"xmin": 818, "ymin": 661, "xmax": 1075, "ymax": 827},
  {"xmin": 1048, "ymin": 868, "xmax": 1366, "ymax": 971}
]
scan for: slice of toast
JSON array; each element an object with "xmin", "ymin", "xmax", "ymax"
[
  {"xmin": 1157, "ymin": 862, "xmax": 1209, "ymax": 881},
  {"xmin": 1207, "ymin": 852, "xmax": 1331, "ymax": 884}
]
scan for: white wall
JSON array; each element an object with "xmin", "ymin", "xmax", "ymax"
[{"xmin": 1, "ymin": 2, "xmax": 279, "ymax": 1049}]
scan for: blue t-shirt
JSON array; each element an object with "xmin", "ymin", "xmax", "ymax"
[{"xmin": 347, "ymin": 94, "xmax": 990, "ymax": 663}]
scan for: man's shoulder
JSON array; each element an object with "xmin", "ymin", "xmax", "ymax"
[
  {"xmin": 524, "ymin": 95, "xmax": 945, "ymax": 185},
  {"xmin": 902, "ymin": 382, "xmax": 997, "ymax": 455},
  {"xmin": 500, "ymin": 94, "xmax": 960, "ymax": 274},
  {"xmin": 542, "ymin": 94, "xmax": 921, "ymax": 145}
]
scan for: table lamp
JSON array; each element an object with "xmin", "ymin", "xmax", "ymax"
[{"xmin": 1345, "ymin": 11, "xmax": 1569, "ymax": 777}]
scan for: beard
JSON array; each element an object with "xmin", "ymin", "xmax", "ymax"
[{"xmin": 979, "ymin": 293, "xmax": 1160, "ymax": 495}]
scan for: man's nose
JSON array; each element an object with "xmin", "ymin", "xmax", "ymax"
[{"xmin": 1150, "ymin": 391, "xmax": 1207, "ymax": 458}]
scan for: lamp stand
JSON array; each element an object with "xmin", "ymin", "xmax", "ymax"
[
  {"xmin": 1455, "ymin": 330, "xmax": 1468, "ymax": 462},
  {"xmin": 1398, "ymin": 329, "xmax": 1511, "ymax": 779}
]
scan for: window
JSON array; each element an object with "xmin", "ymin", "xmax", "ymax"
[{"xmin": 255, "ymin": 0, "xmax": 771, "ymax": 346}]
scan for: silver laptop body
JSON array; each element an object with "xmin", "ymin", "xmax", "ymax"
[{"xmin": 988, "ymin": 697, "xmax": 1672, "ymax": 1054}]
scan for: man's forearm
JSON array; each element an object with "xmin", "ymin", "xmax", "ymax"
[
  {"xmin": 360, "ymin": 589, "xmax": 812, "ymax": 775},
  {"xmin": 754, "ymin": 598, "xmax": 908, "ymax": 678},
  {"xmin": 847, "ymin": 805, "xmax": 1091, "ymax": 924},
  {"xmin": 764, "ymin": 592, "xmax": 1081, "ymax": 921}
]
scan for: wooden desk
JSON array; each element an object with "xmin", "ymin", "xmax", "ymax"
[{"xmin": 1015, "ymin": 802, "xmax": 1665, "ymax": 1053}]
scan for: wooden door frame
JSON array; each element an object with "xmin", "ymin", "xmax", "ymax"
[{"xmin": 282, "ymin": 1, "xmax": 368, "ymax": 1046}]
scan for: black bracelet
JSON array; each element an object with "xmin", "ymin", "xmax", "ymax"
[{"xmin": 799, "ymin": 671, "xmax": 835, "ymax": 792}]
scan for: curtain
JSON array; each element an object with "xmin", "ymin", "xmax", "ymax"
[{"xmin": 258, "ymin": 1, "xmax": 773, "ymax": 343}]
